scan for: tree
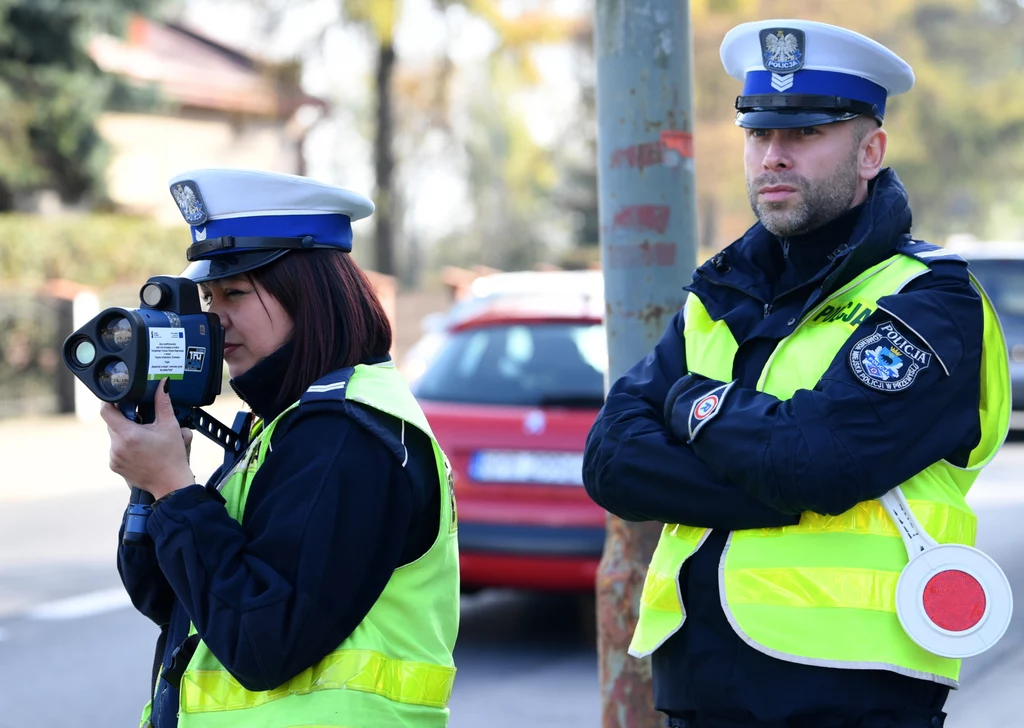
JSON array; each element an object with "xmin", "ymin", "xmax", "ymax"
[
  {"xmin": 454, "ymin": 2, "xmax": 589, "ymax": 270},
  {"xmin": 444, "ymin": 52, "xmax": 560, "ymax": 272},
  {"xmin": 551, "ymin": 16, "xmax": 600, "ymax": 258},
  {"xmin": 340, "ymin": 0, "xmax": 401, "ymax": 276},
  {"xmin": 342, "ymin": 0, "xmax": 586, "ymax": 276},
  {"xmin": 0, "ymin": 0, "xmax": 160, "ymax": 210}
]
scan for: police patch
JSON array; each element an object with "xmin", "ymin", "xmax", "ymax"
[
  {"xmin": 849, "ymin": 322, "xmax": 932, "ymax": 393},
  {"xmin": 170, "ymin": 180, "xmax": 208, "ymax": 226},
  {"xmin": 759, "ymin": 28, "xmax": 805, "ymax": 73}
]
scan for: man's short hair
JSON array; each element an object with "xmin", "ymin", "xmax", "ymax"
[{"xmin": 852, "ymin": 114, "xmax": 881, "ymax": 144}]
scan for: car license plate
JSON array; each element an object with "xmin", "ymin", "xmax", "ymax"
[{"xmin": 468, "ymin": 451, "xmax": 585, "ymax": 486}]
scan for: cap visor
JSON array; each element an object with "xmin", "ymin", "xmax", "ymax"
[
  {"xmin": 736, "ymin": 109, "xmax": 862, "ymax": 129},
  {"xmin": 180, "ymin": 250, "xmax": 290, "ymax": 283}
]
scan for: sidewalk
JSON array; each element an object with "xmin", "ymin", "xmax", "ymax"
[{"xmin": 1, "ymin": 393, "xmax": 247, "ymax": 502}]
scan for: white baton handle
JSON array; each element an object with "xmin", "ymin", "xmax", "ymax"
[{"xmin": 877, "ymin": 487, "xmax": 939, "ymax": 558}]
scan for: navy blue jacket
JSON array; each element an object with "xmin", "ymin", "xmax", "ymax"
[
  {"xmin": 583, "ymin": 170, "xmax": 983, "ymax": 726},
  {"xmin": 117, "ymin": 345, "xmax": 440, "ymax": 728}
]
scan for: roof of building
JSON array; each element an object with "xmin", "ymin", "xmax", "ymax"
[{"xmin": 88, "ymin": 16, "xmax": 325, "ymax": 118}]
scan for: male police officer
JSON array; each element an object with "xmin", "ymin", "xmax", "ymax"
[{"xmin": 583, "ymin": 19, "xmax": 1010, "ymax": 728}]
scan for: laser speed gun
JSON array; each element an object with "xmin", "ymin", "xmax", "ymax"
[{"xmin": 62, "ymin": 275, "xmax": 245, "ymax": 545}]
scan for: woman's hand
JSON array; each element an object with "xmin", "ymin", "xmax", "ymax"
[
  {"xmin": 100, "ymin": 379, "xmax": 196, "ymax": 500},
  {"xmin": 122, "ymin": 428, "xmax": 191, "ymax": 491}
]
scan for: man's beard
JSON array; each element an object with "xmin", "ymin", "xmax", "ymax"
[{"xmin": 747, "ymin": 152, "xmax": 860, "ymax": 237}]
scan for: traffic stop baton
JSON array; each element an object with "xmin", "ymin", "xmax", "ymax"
[{"xmin": 879, "ymin": 487, "xmax": 1013, "ymax": 658}]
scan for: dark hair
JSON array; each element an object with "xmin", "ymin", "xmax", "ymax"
[{"xmin": 247, "ymin": 249, "xmax": 392, "ymax": 408}]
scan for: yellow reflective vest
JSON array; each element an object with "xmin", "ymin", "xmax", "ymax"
[
  {"xmin": 630, "ymin": 250, "xmax": 1009, "ymax": 687},
  {"xmin": 144, "ymin": 361, "xmax": 459, "ymax": 727}
]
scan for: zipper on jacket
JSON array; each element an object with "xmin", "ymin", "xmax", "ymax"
[
  {"xmin": 695, "ymin": 272, "xmax": 772, "ymax": 318},
  {"xmin": 755, "ymin": 258, "xmax": 903, "ymax": 383}
]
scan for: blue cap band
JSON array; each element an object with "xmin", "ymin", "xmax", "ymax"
[
  {"xmin": 191, "ymin": 213, "xmax": 354, "ymax": 253},
  {"xmin": 742, "ymin": 70, "xmax": 888, "ymax": 117}
]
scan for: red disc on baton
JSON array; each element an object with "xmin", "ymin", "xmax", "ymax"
[
  {"xmin": 922, "ymin": 569, "xmax": 986, "ymax": 632},
  {"xmin": 895, "ymin": 544, "xmax": 1012, "ymax": 658},
  {"xmin": 881, "ymin": 488, "xmax": 1013, "ymax": 659}
]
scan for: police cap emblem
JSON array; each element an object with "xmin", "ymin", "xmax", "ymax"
[
  {"xmin": 759, "ymin": 28, "xmax": 805, "ymax": 73},
  {"xmin": 170, "ymin": 180, "xmax": 208, "ymax": 226},
  {"xmin": 849, "ymin": 322, "xmax": 932, "ymax": 393}
]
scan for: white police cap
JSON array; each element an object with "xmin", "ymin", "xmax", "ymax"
[
  {"xmin": 168, "ymin": 168, "xmax": 374, "ymax": 283},
  {"xmin": 720, "ymin": 19, "xmax": 914, "ymax": 129}
]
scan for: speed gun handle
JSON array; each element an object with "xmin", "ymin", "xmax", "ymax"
[
  {"xmin": 124, "ymin": 487, "xmax": 155, "ymax": 545},
  {"xmin": 120, "ymin": 402, "xmax": 156, "ymax": 546}
]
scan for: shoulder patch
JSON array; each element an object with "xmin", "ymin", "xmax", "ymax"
[
  {"xmin": 687, "ymin": 381, "xmax": 735, "ymax": 441},
  {"xmin": 897, "ymin": 239, "xmax": 966, "ymax": 265},
  {"xmin": 300, "ymin": 367, "xmax": 355, "ymax": 406},
  {"xmin": 849, "ymin": 322, "xmax": 932, "ymax": 393}
]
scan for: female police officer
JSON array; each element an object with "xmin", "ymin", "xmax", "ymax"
[{"xmin": 101, "ymin": 169, "xmax": 459, "ymax": 727}]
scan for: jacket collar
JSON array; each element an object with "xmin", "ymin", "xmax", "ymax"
[
  {"xmin": 230, "ymin": 339, "xmax": 295, "ymax": 422},
  {"xmin": 230, "ymin": 345, "xmax": 395, "ymax": 423},
  {"xmin": 689, "ymin": 168, "xmax": 913, "ymax": 312}
]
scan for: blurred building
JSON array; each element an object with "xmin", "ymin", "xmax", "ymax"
[{"xmin": 88, "ymin": 16, "xmax": 325, "ymax": 222}]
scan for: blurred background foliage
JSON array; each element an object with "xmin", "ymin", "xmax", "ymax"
[
  {"xmin": 0, "ymin": 0, "xmax": 1022, "ymax": 290},
  {"xmin": 0, "ymin": 0, "xmax": 1022, "ymax": 419},
  {"xmin": 194, "ymin": 0, "xmax": 1024, "ymax": 277},
  {"xmin": 0, "ymin": 215, "xmax": 182, "ymax": 287},
  {"xmin": 0, "ymin": 0, "xmax": 162, "ymax": 212},
  {"xmin": 689, "ymin": 0, "xmax": 1024, "ymax": 250}
]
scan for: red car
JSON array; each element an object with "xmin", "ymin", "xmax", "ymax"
[{"xmin": 409, "ymin": 294, "xmax": 608, "ymax": 592}]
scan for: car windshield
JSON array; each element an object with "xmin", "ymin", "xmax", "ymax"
[
  {"xmin": 412, "ymin": 322, "xmax": 607, "ymax": 407},
  {"xmin": 967, "ymin": 260, "xmax": 1024, "ymax": 319}
]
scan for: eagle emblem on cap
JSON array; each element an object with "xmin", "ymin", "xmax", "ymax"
[
  {"xmin": 170, "ymin": 180, "xmax": 208, "ymax": 226},
  {"xmin": 760, "ymin": 28, "xmax": 805, "ymax": 73}
]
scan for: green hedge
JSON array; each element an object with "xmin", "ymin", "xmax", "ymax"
[{"xmin": 0, "ymin": 213, "xmax": 191, "ymax": 288}]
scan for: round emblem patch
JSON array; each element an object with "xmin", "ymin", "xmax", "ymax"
[
  {"xmin": 693, "ymin": 394, "xmax": 720, "ymax": 420},
  {"xmin": 849, "ymin": 321, "xmax": 932, "ymax": 393}
]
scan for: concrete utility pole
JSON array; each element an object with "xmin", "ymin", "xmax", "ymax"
[{"xmin": 593, "ymin": 1, "xmax": 698, "ymax": 726}]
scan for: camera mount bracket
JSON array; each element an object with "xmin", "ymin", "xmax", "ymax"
[{"xmin": 175, "ymin": 406, "xmax": 247, "ymax": 454}]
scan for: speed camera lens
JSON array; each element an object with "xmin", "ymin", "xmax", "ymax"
[
  {"xmin": 98, "ymin": 360, "xmax": 130, "ymax": 397},
  {"xmin": 72, "ymin": 339, "xmax": 96, "ymax": 367},
  {"xmin": 100, "ymin": 317, "xmax": 132, "ymax": 351}
]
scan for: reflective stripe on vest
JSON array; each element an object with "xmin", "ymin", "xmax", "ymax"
[
  {"xmin": 181, "ymin": 649, "xmax": 455, "ymax": 712},
  {"xmin": 630, "ymin": 252, "xmax": 1010, "ymax": 688},
  {"xmin": 173, "ymin": 361, "xmax": 459, "ymax": 728}
]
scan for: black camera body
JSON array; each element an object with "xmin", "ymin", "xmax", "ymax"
[
  {"xmin": 63, "ymin": 276, "xmax": 224, "ymax": 417},
  {"xmin": 62, "ymin": 276, "xmax": 243, "ymax": 546}
]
